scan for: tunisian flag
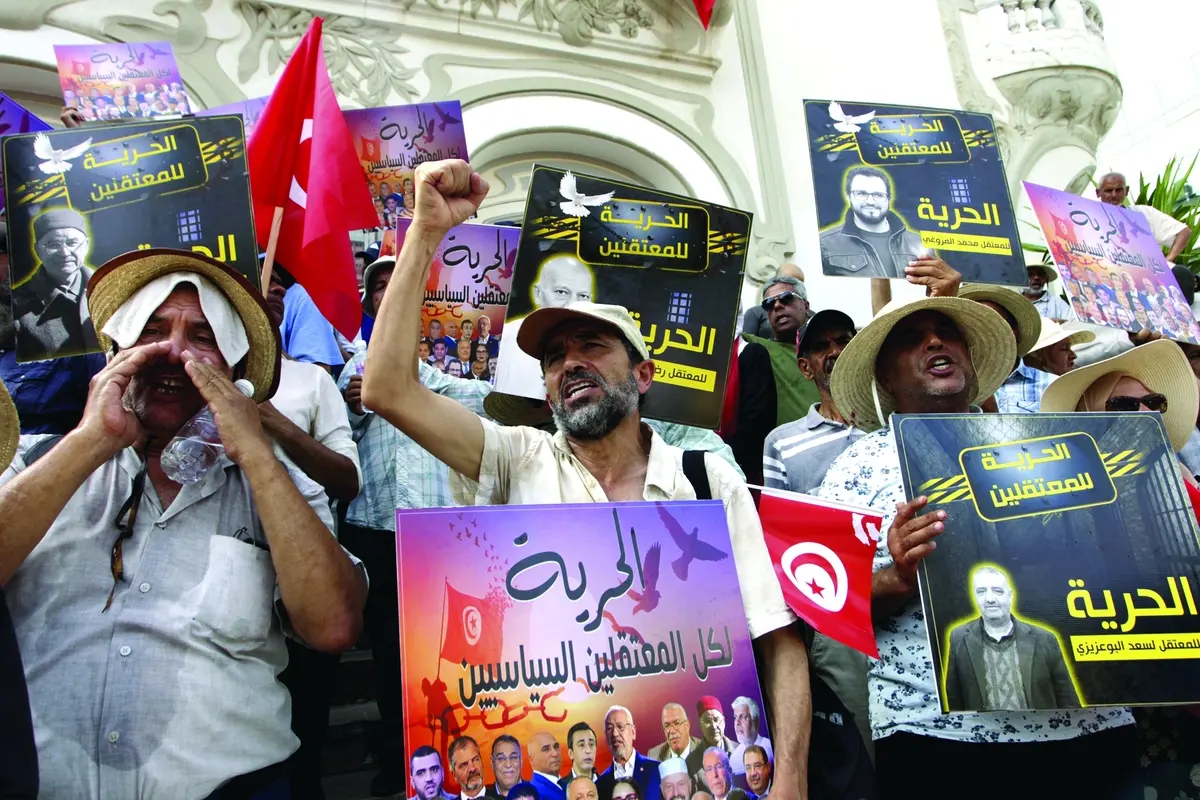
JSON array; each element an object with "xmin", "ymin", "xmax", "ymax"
[
  {"xmin": 441, "ymin": 582, "xmax": 504, "ymax": 666},
  {"xmin": 693, "ymin": 0, "xmax": 715, "ymax": 28},
  {"xmin": 247, "ymin": 17, "xmax": 377, "ymax": 339},
  {"xmin": 759, "ymin": 488, "xmax": 881, "ymax": 658}
]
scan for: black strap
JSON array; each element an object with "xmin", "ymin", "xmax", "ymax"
[
  {"xmin": 23, "ymin": 434, "xmax": 64, "ymax": 467},
  {"xmin": 682, "ymin": 450, "xmax": 712, "ymax": 500}
]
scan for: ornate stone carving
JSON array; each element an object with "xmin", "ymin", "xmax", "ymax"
[
  {"xmin": 236, "ymin": 0, "xmax": 419, "ymax": 106},
  {"xmin": 396, "ymin": 0, "xmax": 655, "ymax": 46}
]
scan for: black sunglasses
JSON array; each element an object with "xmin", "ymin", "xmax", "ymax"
[
  {"xmin": 762, "ymin": 291, "xmax": 801, "ymax": 312},
  {"xmin": 1105, "ymin": 393, "xmax": 1168, "ymax": 413},
  {"xmin": 105, "ymin": 458, "xmax": 148, "ymax": 612}
]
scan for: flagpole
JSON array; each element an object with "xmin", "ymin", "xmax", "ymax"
[
  {"xmin": 259, "ymin": 205, "xmax": 285, "ymax": 291},
  {"xmin": 436, "ymin": 578, "xmax": 448, "ymax": 681}
]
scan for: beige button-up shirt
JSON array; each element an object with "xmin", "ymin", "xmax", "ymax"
[{"xmin": 452, "ymin": 418, "xmax": 796, "ymax": 640}]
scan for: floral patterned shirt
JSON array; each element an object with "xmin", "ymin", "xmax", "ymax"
[{"xmin": 817, "ymin": 426, "xmax": 1134, "ymax": 742}]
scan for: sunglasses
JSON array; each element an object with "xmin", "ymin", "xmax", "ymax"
[
  {"xmin": 762, "ymin": 291, "xmax": 801, "ymax": 312},
  {"xmin": 1105, "ymin": 393, "xmax": 1169, "ymax": 413},
  {"xmin": 105, "ymin": 460, "xmax": 148, "ymax": 612}
]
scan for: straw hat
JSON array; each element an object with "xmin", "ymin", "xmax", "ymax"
[
  {"xmin": 830, "ymin": 296, "xmax": 1017, "ymax": 433},
  {"xmin": 1026, "ymin": 262, "xmax": 1059, "ymax": 283},
  {"xmin": 87, "ymin": 248, "xmax": 281, "ymax": 402},
  {"xmin": 1039, "ymin": 339, "xmax": 1199, "ymax": 452},
  {"xmin": 361, "ymin": 257, "xmax": 396, "ymax": 315},
  {"xmin": 957, "ymin": 284, "xmax": 1042, "ymax": 358},
  {"xmin": 0, "ymin": 382, "xmax": 18, "ymax": 472},
  {"xmin": 1028, "ymin": 318, "xmax": 1096, "ymax": 355},
  {"xmin": 483, "ymin": 391, "xmax": 552, "ymax": 428}
]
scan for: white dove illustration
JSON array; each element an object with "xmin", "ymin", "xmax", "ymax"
[
  {"xmin": 828, "ymin": 101, "xmax": 875, "ymax": 134},
  {"xmin": 33, "ymin": 133, "xmax": 92, "ymax": 175},
  {"xmin": 558, "ymin": 170, "xmax": 614, "ymax": 217}
]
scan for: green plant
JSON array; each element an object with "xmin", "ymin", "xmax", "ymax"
[{"xmin": 1133, "ymin": 154, "xmax": 1200, "ymax": 270}]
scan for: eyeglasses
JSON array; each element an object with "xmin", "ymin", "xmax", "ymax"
[
  {"xmin": 106, "ymin": 460, "xmax": 148, "ymax": 612},
  {"xmin": 762, "ymin": 291, "xmax": 801, "ymax": 312},
  {"xmin": 662, "ymin": 720, "xmax": 689, "ymax": 731},
  {"xmin": 1105, "ymin": 393, "xmax": 1168, "ymax": 413},
  {"xmin": 850, "ymin": 190, "xmax": 888, "ymax": 202}
]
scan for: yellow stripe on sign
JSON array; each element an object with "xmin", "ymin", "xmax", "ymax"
[
  {"xmin": 936, "ymin": 475, "xmax": 966, "ymax": 490},
  {"xmin": 939, "ymin": 488, "xmax": 974, "ymax": 504},
  {"xmin": 919, "ymin": 231, "xmax": 1012, "ymax": 256},
  {"xmin": 1109, "ymin": 463, "xmax": 1141, "ymax": 478},
  {"xmin": 1105, "ymin": 450, "xmax": 1136, "ymax": 465},
  {"xmin": 918, "ymin": 477, "xmax": 943, "ymax": 492},
  {"xmin": 653, "ymin": 360, "xmax": 716, "ymax": 392},
  {"xmin": 926, "ymin": 492, "xmax": 945, "ymax": 502}
]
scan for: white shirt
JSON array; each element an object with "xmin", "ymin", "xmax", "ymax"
[
  {"xmin": 1027, "ymin": 290, "xmax": 1071, "ymax": 321},
  {"xmin": 2, "ymin": 436, "xmax": 344, "ymax": 798},
  {"xmin": 729, "ymin": 735, "xmax": 773, "ymax": 773},
  {"xmin": 492, "ymin": 316, "xmax": 543, "ymax": 401},
  {"xmin": 817, "ymin": 428, "xmax": 1133, "ymax": 743},
  {"xmin": 1131, "ymin": 203, "xmax": 1187, "ymax": 250},
  {"xmin": 270, "ymin": 358, "xmax": 363, "ymax": 492},
  {"xmin": 612, "ymin": 755, "xmax": 636, "ymax": 779},
  {"xmin": 451, "ymin": 419, "xmax": 797, "ymax": 640}
]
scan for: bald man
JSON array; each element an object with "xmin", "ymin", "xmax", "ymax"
[
  {"xmin": 528, "ymin": 731, "xmax": 566, "ymax": 800},
  {"xmin": 741, "ymin": 263, "xmax": 805, "ymax": 338},
  {"xmin": 566, "ymin": 776, "xmax": 599, "ymax": 800},
  {"xmin": 1095, "ymin": 171, "xmax": 1191, "ymax": 263},
  {"xmin": 493, "ymin": 254, "xmax": 598, "ymax": 400}
]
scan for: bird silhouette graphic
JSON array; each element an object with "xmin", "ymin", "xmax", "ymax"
[
  {"xmin": 657, "ymin": 504, "xmax": 728, "ymax": 581},
  {"xmin": 558, "ymin": 171, "xmax": 614, "ymax": 217},
  {"xmin": 828, "ymin": 101, "xmax": 875, "ymax": 133},
  {"xmin": 145, "ymin": 44, "xmax": 171, "ymax": 59},
  {"xmin": 434, "ymin": 104, "xmax": 462, "ymax": 131},
  {"xmin": 627, "ymin": 543, "xmax": 662, "ymax": 614}
]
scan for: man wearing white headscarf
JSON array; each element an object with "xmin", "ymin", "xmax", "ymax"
[{"xmin": 0, "ymin": 249, "xmax": 367, "ymax": 800}]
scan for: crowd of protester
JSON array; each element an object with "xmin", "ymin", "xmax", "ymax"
[{"xmin": 1, "ymin": 151, "xmax": 1199, "ymax": 800}]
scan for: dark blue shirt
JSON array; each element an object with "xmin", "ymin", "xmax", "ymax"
[{"xmin": 0, "ymin": 349, "xmax": 106, "ymax": 434}]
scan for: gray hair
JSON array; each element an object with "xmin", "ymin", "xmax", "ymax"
[
  {"xmin": 605, "ymin": 705, "xmax": 634, "ymax": 726},
  {"xmin": 1097, "ymin": 171, "xmax": 1127, "ymax": 187},
  {"xmin": 972, "ymin": 565, "xmax": 1010, "ymax": 588},
  {"xmin": 731, "ymin": 696, "xmax": 760, "ymax": 729},
  {"xmin": 762, "ymin": 275, "xmax": 807, "ymax": 301},
  {"xmin": 702, "ymin": 746, "xmax": 732, "ymax": 774}
]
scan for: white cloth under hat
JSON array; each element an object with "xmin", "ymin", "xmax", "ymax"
[
  {"xmin": 658, "ymin": 757, "xmax": 688, "ymax": 778},
  {"xmin": 101, "ymin": 272, "xmax": 249, "ymax": 367}
]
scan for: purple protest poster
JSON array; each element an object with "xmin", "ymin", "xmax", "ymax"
[
  {"xmin": 53, "ymin": 41, "xmax": 191, "ymax": 122},
  {"xmin": 0, "ymin": 92, "xmax": 51, "ymax": 215},
  {"xmin": 397, "ymin": 501, "xmax": 771, "ymax": 795},
  {"xmin": 196, "ymin": 96, "xmax": 268, "ymax": 139}
]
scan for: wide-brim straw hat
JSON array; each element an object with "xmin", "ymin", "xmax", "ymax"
[
  {"xmin": 1027, "ymin": 262, "xmax": 1059, "ymax": 283},
  {"xmin": 1029, "ymin": 318, "xmax": 1096, "ymax": 354},
  {"xmin": 87, "ymin": 248, "xmax": 282, "ymax": 403},
  {"xmin": 1039, "ymin": 339, "xmax": 1198, "ymax": 452},
  {"xmin": 483, "ymin": 391, "xmax": 552, "ymax": 428},
  {"xmin": 958, "ymin": 284, "xmax": 1042, "ymax": 358},
  {"xmin": 0, "ymin": 382, "xmax": 18, "ymax": 471},
  {"xmin": 830, "ymin": 296, "xmax": 1017, "ymax": 433},
  {"xmin": 361, "ymin": 257, "xmax": 396, "ymax": 316}
]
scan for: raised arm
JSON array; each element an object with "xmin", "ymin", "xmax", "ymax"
[
  {"xmin": 872, "ymin": 496, "xmax": 945, "ymax": 620},
  {"xmin": 361, "ymin": 160, "xmax": 491, "ymax": 480}
]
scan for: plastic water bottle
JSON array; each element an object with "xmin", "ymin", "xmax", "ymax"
[{"xmin": 160, "ymin": 379, "xmax": 255, "ymax": 484}]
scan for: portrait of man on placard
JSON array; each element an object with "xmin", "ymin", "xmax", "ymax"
[
  {"xmin": 943, "ymin": 565, "xmax": 1082, "ymax": 712},
  {"xmin": 13, "ymin": 207, "xmax": 100, "ymax": 361},
  {"xmin": 820, "ymin": 166, "xmax": 924, "ymax": 280}
]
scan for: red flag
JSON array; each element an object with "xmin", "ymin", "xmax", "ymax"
[
  {"xmin": 693, "ymin": 0, "xmax": 715, "ymax": 28},
  {"xmin": 759, "ymin": 489, "xmax": 881, "ymax": 657},
  {"xmin": 247, "ymin": 17, "xmax": 377, "ymax": 339},
  {"xmin": 360, "ymin": 135, "xmax": 381, "ymax": 163},
  {"xmin": 441, "ymin": 582, "xmax": 504, "ymax": 665}
]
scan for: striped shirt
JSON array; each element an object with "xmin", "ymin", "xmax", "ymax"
[{"xmin": 762, "ymin": 403, "xmax": 864, "ymax": 495}]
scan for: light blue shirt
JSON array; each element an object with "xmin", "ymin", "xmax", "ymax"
[
  {"xmin": 993, "ymin": 363, "xmax": 1054, "ymax": 414},
  {"xmin": 280, "ymin": 284, "xmax": 345, "ymax": 367}
]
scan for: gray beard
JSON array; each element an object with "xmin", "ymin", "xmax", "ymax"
[{"xmin": 551, "ymin": 371, "xmax": 638, "ymax": 440}]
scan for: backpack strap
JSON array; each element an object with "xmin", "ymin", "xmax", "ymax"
[
  {"xmin": 682, "ymin": 450, "xmax": 712, "ymax": 500},
  {"xmin": 23, "ymin": 434, "xmax": 64, "ymax": 467}
]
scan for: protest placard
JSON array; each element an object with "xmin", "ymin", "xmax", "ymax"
[
  {"xmin": 407, "ymin": 219, "xmax": 517, "ymax": 379},
  {"xmin": 803, "ymin": 100, "xmax": 1024, "ymax": 285},
  {"xmin": 493, "ymin": 166, "xmax": 750, "ymax": 429},
  {"xmin": 2, "ymin": 115, "xmax": 257, "ymax": 361},
  {"xmin": 398, "ymin": 501, "xmax": 770, "ymax": 793},
  {"xmin": 196, "ymin": 96, "xmax": 268, "ymax": 139},
  {"xmin": 893, "ymin": 412, "xmax": 1200, "ymax": 712},
  {"xmin": 343, "ymin": 102, "xmax": 468, "ymax": 230},
  {"xmin": 1025, "ymin": 181, "xmax": 1200, "ymax": 343},
  {"xmin": 0, "ymin": 92, "xmax": 52, "ymax": 216},
  {"xmin": 53, "ymin": 41, "xmax": 191, "ymax": 121}
]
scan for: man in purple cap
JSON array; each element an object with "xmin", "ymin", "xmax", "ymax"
[{"xmin": 14, "ymin": 207, "xmax": 99, "ymax": 360}]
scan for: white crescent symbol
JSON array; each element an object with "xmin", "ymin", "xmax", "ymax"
[
  {"xmin": 463, "ymin": 605, "xmax": 482, "ymax": 646},
  {"xmin": 780, "ymin": 542, "xmax": 848, "ymax": 613},
  {"xmin": 289, "ymin": 118, "xmax": 314, "ymax": 208}
]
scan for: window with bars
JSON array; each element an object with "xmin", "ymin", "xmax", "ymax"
[
  {"xmin": 177, "ymin": 209, "xmax": 202, "ymax": 243},
  {"xmin": 949, "ymin": 178, "xmax": 971, "ymax": 205},
  {"xmin": 667, "ymin": 291, "xmax": 692, "ymax": 325}
]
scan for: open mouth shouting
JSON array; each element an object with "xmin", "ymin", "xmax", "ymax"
[
  {"xmin": 149, "ymin": 372, "xmax": 193, "ymax": 399},
  {"xmin": 925, "ymin": 353, "xmax": 958, "ymax": 378},
  {"xmin": 560, "ymin": 374, "xmax": 604, "ymax": 407}
]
